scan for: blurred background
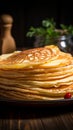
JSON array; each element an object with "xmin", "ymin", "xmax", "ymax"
[{"xmin": 0, "ymin": 0, "xmax": 73, "ymax": 49}]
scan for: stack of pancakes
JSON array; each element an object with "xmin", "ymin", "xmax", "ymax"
[{"xmin": 0, "ymin": 45, "xmax": 73, "ymax": 100}]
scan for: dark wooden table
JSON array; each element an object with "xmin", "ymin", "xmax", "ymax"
[{"xmin": 0, "ymin": 99, "xmax": 73, "ymax": 130}]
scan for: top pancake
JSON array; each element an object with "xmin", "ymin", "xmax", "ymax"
[{"xmin": 0, "ymin": 45, "xmax": 72, "ymax": 69}]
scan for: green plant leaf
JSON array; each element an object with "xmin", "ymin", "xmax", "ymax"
[{"xmin": 26, "ymin": 18, "xmax": 73, "ymax": 46}]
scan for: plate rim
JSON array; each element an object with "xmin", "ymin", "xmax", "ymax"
[{"xmin": 0, "ymin": 98, "xmax": 73, "ymax": 107}]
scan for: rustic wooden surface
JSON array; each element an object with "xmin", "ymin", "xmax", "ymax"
[{"xmin": 0, "ymin": 101, "xmax": 73, "ymax": 130}]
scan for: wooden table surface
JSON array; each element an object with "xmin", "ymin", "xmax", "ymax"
[{"xmin": 0, "ymin": 100, "xmax": 73, "ymax": 130}]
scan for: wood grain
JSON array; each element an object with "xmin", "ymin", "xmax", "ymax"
[
  {"xmin": 0, "ymin": 112, "xmax": 73, "ymax": 130},
  {"xmin": 0, "ymin": 103, "xmax": 73, "ymax": 130}
]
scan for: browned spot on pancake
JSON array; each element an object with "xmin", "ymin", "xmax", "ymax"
[{"xmin": 0, "ymin": 47, "xmax": 56, "ymax": 65}]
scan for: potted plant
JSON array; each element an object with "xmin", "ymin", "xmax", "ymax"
[{"xmin": 26, "ymin": 18, "xmax": 73, "ymax": 54}]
